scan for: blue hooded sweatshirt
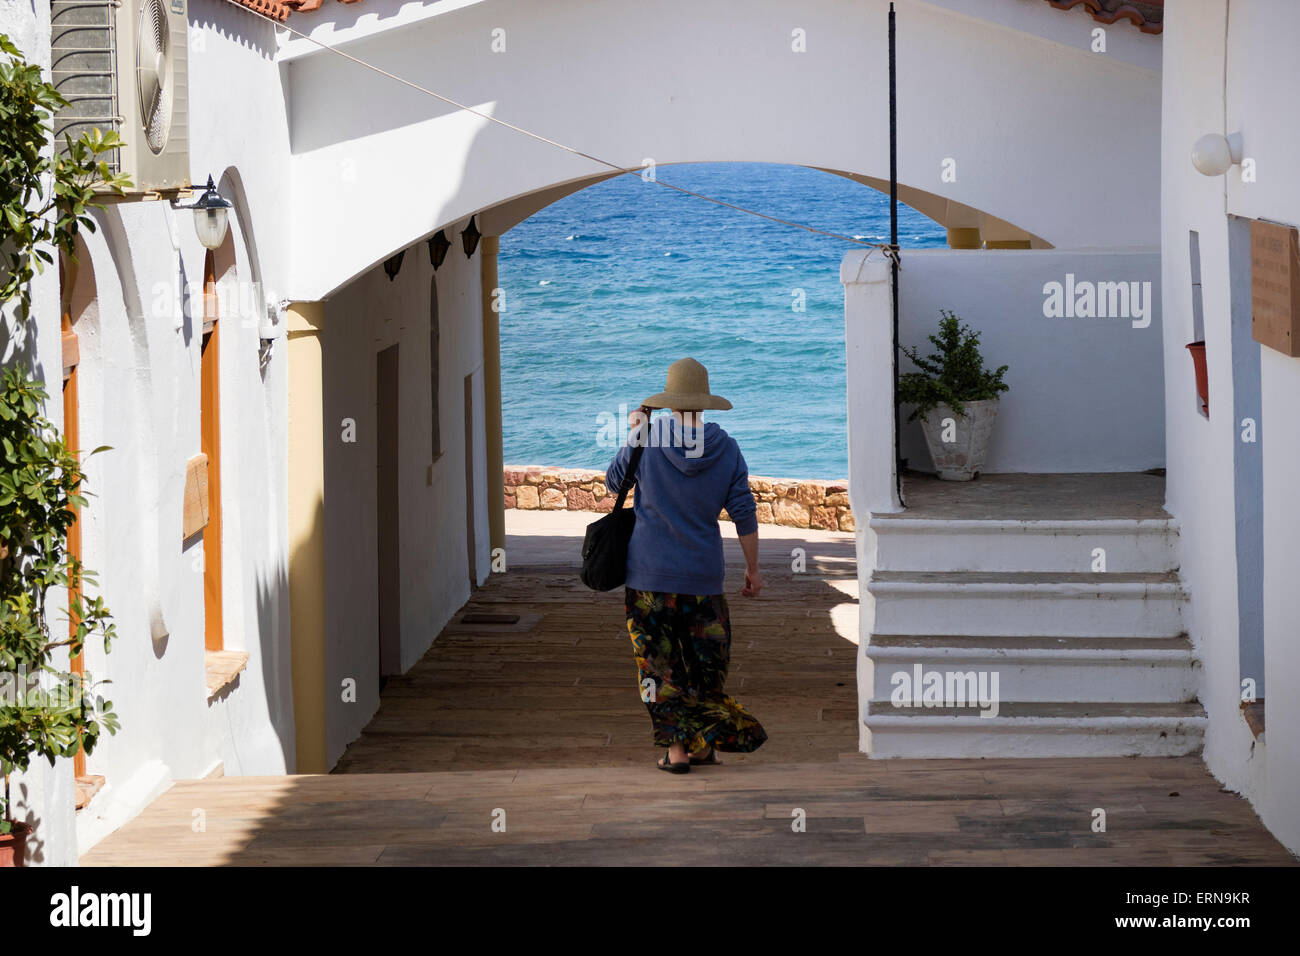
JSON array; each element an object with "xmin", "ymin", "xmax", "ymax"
[{"xmin": 606, "ymin": 414, "xmax": 758, "ymax": 595}]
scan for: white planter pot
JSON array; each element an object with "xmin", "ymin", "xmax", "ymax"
[{"xmin": 917, "ymin": 399, "xmax": 1000, "ymax": 481}]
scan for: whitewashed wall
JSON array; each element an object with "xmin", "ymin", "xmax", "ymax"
[
  {"xmin": 280, "ymin": 0, "xmax": 1161, "ymax": 301},
  {"xmin": 2, "ymin": 0, "xmax": 297, "ymax": 862},
  {"xmin": 1162, "ymin": 0, "xmax": 1300, "ymax": 855},
  {"xmin": 1224, "ymin": 4, "xmax": 1300, "ymax": 859},
  {"xmin": 895, "ymin": 250, "xmax": 1165, "ymax": 473},
  {"xmin": 72, "ymin": 1, "xmax": 296, "ymax": 854},
  {"xmin": 320, "ymin": 234, "xmax": 487, "ymax": 766}
]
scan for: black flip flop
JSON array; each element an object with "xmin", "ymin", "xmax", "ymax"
[{"xmin": 658, "ymin": 752, "xmax": 690, "ymax": 774}]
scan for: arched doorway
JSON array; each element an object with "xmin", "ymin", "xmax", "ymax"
[
  {"xmin": 496, "ymin": 161, "xmax": 947, "ymax": 482},
  {"xmin": 59, "ymin": 234, "xmax": 104, "ymax": 808},
  {"xmin": 284, "ymin": 0, "xmax": 1161, "ymax": 768}
]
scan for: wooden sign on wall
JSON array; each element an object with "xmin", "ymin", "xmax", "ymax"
[{"xmin": 1251, "ymin": 219, "xmax": 1300, "ymax": 357}]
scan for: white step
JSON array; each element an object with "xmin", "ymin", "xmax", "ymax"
[
  {"xmin": 869, "ymin": 516, "xmax": 1179, "ymax": 573},
  {"xmin": 868, "ymin": 571, "xmax": 1184, "ymax": 638},
  {"xmin": 864, "ymin": 701, "xmax": 1207, "ymax": 758},
  {"xmin": 866, "ymin": 635, "xmax": 1199, "ymax": 703}
]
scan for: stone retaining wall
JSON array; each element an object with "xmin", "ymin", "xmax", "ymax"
[{"xmin": 503, "ymin": 466, "xmax": 854, "ymax": 532}]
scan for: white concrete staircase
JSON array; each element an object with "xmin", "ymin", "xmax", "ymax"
[{"xmin": 862, "ymin": 508, "xmax": 1205, "ymax": 758}]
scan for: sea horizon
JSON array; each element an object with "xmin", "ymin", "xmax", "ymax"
[{"xmin": 499, "ymin": 161, "xmax": 946, "ymax": 480}]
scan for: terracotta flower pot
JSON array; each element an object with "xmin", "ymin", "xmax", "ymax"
[
  {"xmin": 0, "ymin": 822, "xmax": 33, "ymax": 867},
  {"xmin": 1186, "ymin": 341, "xmax": 1208, "ymax": 414}
]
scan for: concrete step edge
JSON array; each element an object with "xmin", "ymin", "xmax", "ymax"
[
  {"xmin": 869, "ymin": 516, "xmax": 1179, "ymax": 534},
  {"xmin": 868, "ymin": 580, "xmax": 1186, "ymax": 598},
  {"xmin": 866, "ymin": 701, "xmax": 1206, "ymax": 719},
  {"xmin": 866, "ymin": 644, "xmax": 1198, "ymax": 664},
  {"xmin": 869, "ymin": 633, "xmax": 1191, "ymax": 648},
  {"xmin": 863, "ymin": 714, "xmax": 1208, "ymax": 732}
]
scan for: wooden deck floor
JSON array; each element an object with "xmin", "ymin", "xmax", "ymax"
[
  {"xmin": 79, "ymin": 756, "xmax": 1293, "ymax": 866},
  {"xmin": 81, "ymin": 513, "xmax": 1295, "ymax": 866},
  {"xmin": 332, "ymin": 532, "xmax": 861, "ymax": 772}
]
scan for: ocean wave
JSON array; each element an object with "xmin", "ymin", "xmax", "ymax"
[
  {"xmin": 552, "ymin": 250, "xmax": 612, "ymax": 261},
  {"xmin": 498, "ymin": 162, "xmax": 946, "ymax": 476}
]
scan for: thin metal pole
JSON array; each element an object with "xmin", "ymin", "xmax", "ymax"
[{"xmin": 889, "ymin": 2, "xmax": 904, "ymax": 506}]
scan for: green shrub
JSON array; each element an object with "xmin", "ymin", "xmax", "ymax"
[
  {"xmin": 897, "ymin": 310, "xmax": 1009, "ymax": 422},
  {"xmin": 1, "ymin": 32, "xmax": 124, "ymax": 835},
  {"xmin": 0, "ymin": 368, "xmax": 117, "ymax": 834},
  {"xmin": 1, "ymin": 32, "xmax": 130, "ymax": 327}
]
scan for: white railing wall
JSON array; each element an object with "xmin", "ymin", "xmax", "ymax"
[{"xmin": 844, "ymin": 247, "xmax": 1166, "ymax": 494}]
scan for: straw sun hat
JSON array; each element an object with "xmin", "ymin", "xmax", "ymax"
[{"xmin": 641, "ymin": 357, "xmax": 733, "ymax": 411}]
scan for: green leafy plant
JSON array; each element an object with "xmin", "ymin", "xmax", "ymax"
[
  {"xmin": 0, "ymin": 368, "xmax": 117, "ymax": 836},
  {"xmin": 1, "ymin": 32, "xmax": 131, "ymax": 327},
  {"xmin": 897, "ymin": 310, "xmax": 1009, "ymax": 422},
  {"xmin": 1, "ymin": 32, "xmax": 124, "ymax": 837}
]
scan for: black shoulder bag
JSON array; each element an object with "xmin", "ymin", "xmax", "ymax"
[{"xmin": 580, "ymin": 425, "xmax": 649, "ymax": 591}]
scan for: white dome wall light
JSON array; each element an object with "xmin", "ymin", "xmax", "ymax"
[{"xmin": 1191, "ymin": 132, "xmax": 1244, "ymax": 176}]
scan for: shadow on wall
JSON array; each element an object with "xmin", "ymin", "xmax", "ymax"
[
  {"xmin": 254, "ymin": 557, "xmax": 295, "ymax": 771},
  {"xmin": 0, "ymin": 300, "xmax": 48, "ymax": 382},
  {"xmin": 190, "ymin": 1, "xmax": 281, "ymax": 59},
  {"xmin": 284, "ymin": 491, "xmax": 326, "ymax": 774}
]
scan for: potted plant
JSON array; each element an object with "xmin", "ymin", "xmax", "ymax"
[
  {"xmin": 0, "ymin": 368, "xmax": 118, "ymax": 865},
  {"xmin": 898, "ymin": 310, "xmax": 1009, "ymax": 481},
  {"xmin": 1186, "ymin": 341, "xmax": 1208, "ymax": 414}
]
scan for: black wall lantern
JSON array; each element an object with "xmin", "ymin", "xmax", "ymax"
[
  {"xmin": 460, "ymin": 215, "xmax": 481, "ymax": 259},
  {"xmin": 170, "ymin": 174, "xmax": 233, "ymax": 251},
  {"xmin": 383, "ymin": 250, "xmax": 405, "ymax": 282},
  {"xmin": 428, "ymin": 230, "xmax": 451, "ymax": 270}
]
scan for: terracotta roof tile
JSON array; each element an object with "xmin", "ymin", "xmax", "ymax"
[
  {"xmin": 258, "ymin": 0, "xmax": 1164, "ymax": 35},
  {"xmin": 1044, "ymin": 0, "xmax": 1164, "ymax": 35},
  {"xmin": 230, "ymin": 0, "xmax": 292, "ymax": 21}
]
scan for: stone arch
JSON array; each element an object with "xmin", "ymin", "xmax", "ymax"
[
  {"xmin": 474, "ymin": 162, "xmax": 1048, "ymax": 247},
  {"xmin": 216, "ymin": 166, "xmax": 272, "ymax": 326},
  {"xmin": 280, "ymin": 0, "xmax": 1158, "ymax": 300}
]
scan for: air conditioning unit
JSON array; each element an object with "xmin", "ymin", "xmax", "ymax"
[{"xmin": 50, "ymin": 0, "xmax": 190, "ymax": 196}]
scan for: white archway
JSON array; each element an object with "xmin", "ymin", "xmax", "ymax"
[{"xmin": 280, "ymin": 0, "xmax": 1160, "ymax": 300}]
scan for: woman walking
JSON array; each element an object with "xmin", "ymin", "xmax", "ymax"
[{"xmin": 606, "ymin": 357, "xmax": 767, "ymax": 773}]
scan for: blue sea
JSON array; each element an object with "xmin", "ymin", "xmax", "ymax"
[{"xmin": 499, "ymin": 162, "xmax": 946, "ymax": 479}]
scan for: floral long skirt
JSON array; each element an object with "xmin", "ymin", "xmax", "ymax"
[{"xmin": 625, "ymin": 588, "xmax": 767, "ymax": 754}]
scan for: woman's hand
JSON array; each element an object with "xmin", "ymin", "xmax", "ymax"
[
  {"xmin": 628, "ymin": 404, "xmax": 652, "ymax": 429},
  {"xmin": 737, "ymin": 532, "xmax": 761, "ymax": 597}
]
